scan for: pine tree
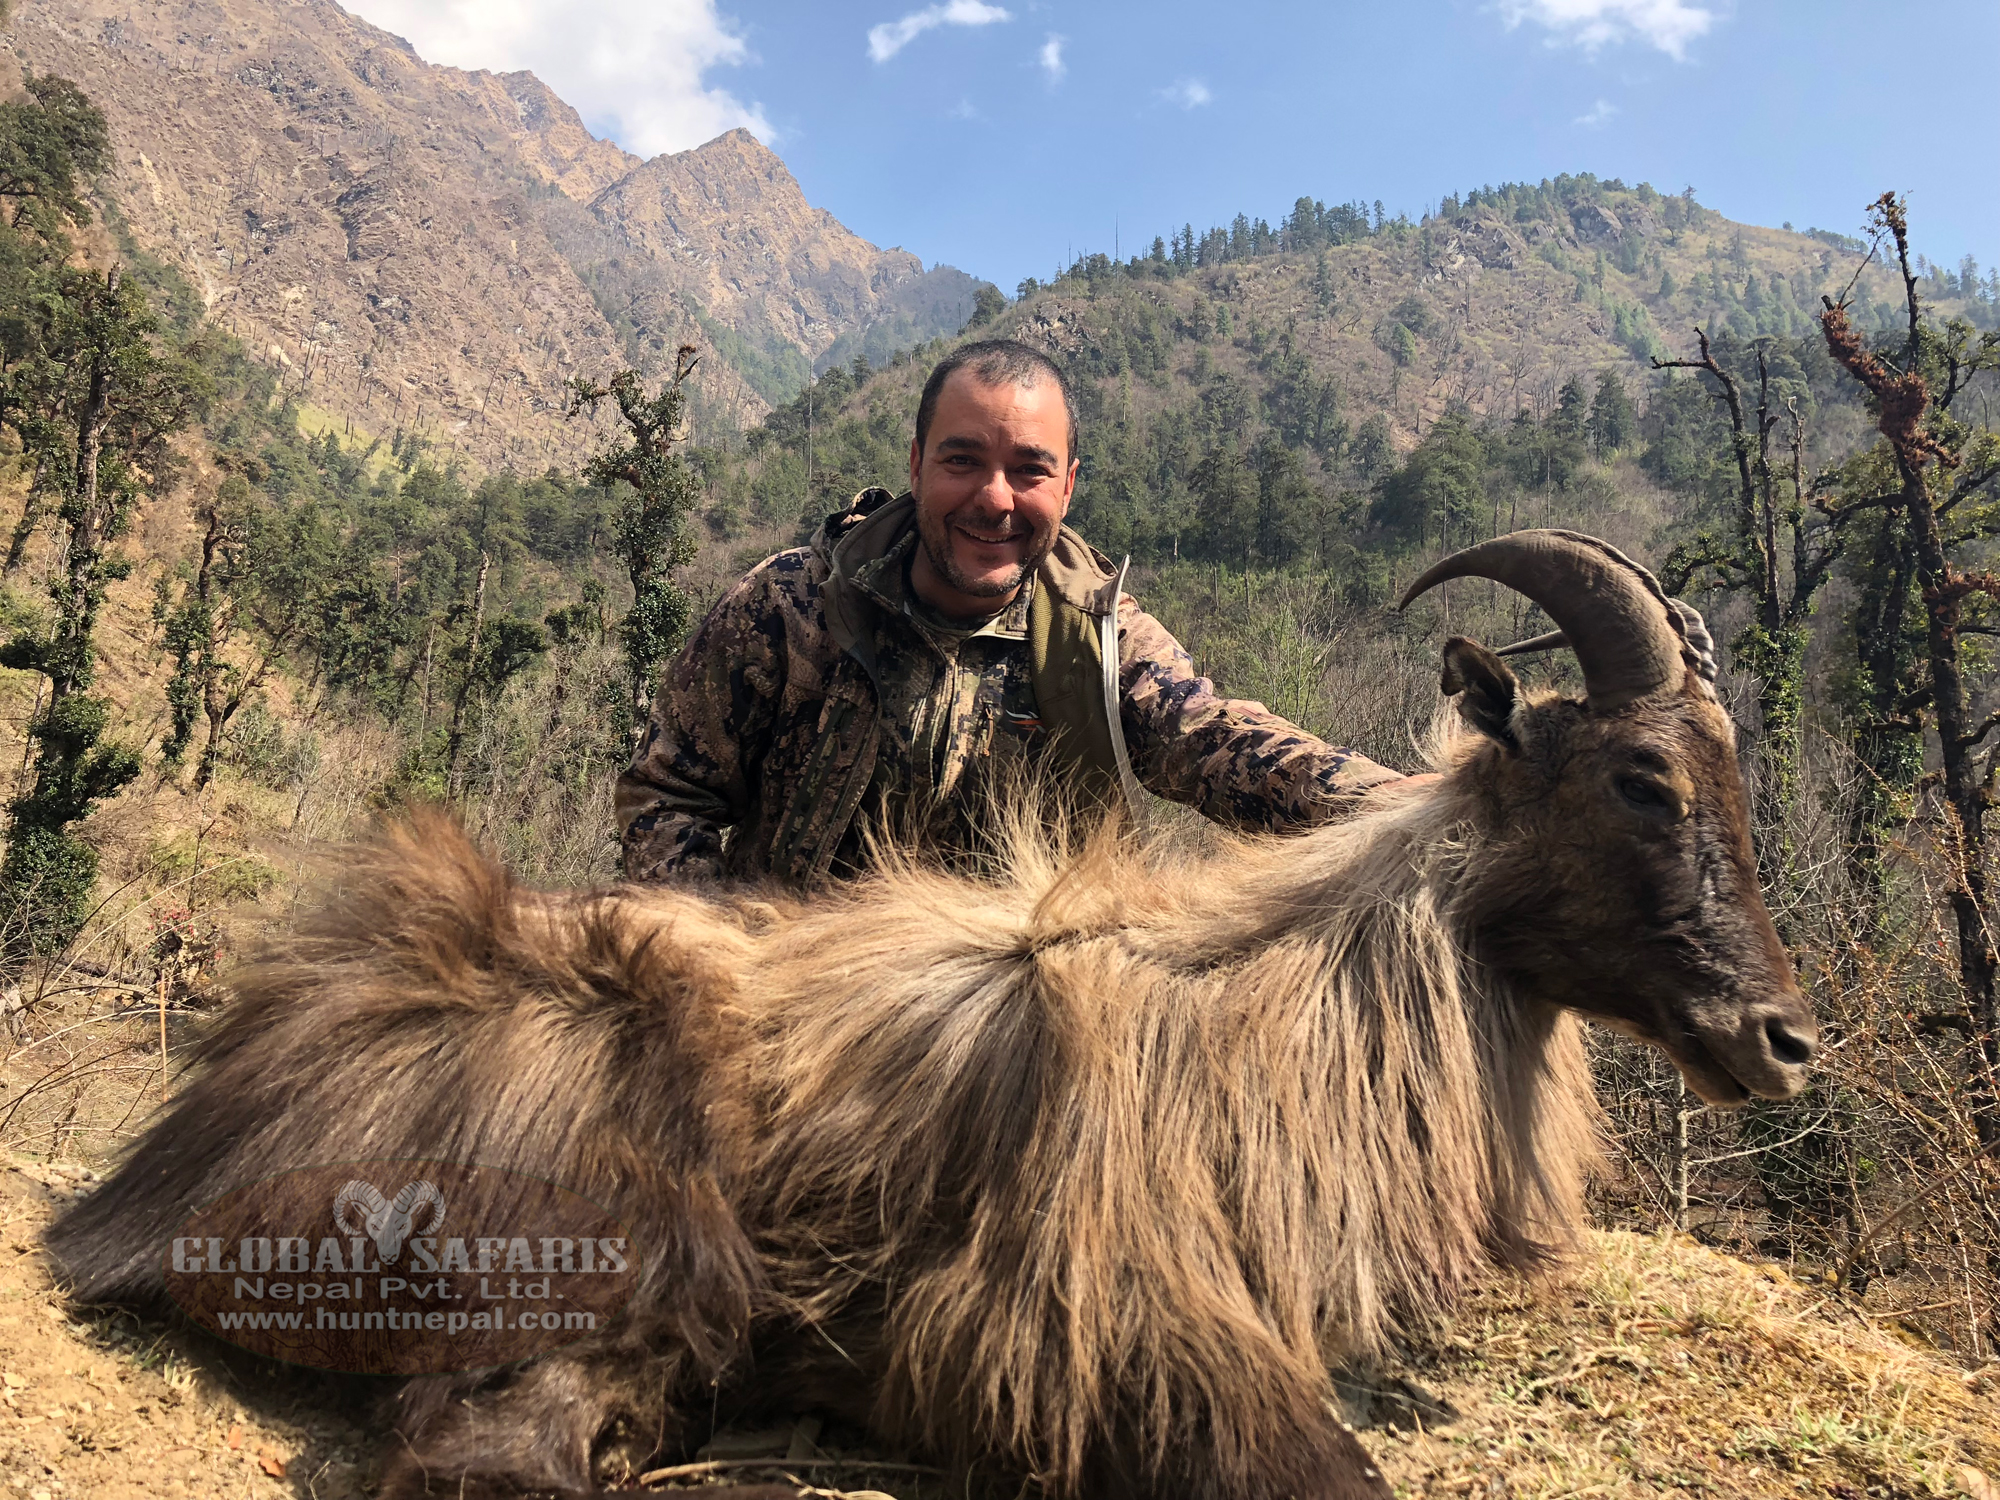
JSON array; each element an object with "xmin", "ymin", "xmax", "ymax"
[
  {"xmin": 1589, "ymin": 370, "xmax": 1636, "ymax": 455},
  {"xmin": 966, "ymin": 284, "xmax": 1006, "ymax": 328},
  {"xmin": 1350, "ymin": 414, "xmax": 1393, "ymax": 480},
  {"xmin": 1191, "ymin": 439, "xmax": 1256, "ymax": 566},
  {"xmin": 1252, "ymin": 437, "xmax": 1313, "ymax": 567},
  {"xmin": 1551, "ymin": 375, "xmax": 1590, "ymax": 439},
  {"xmin": 1312, "ymin": 251, "xmax": 1335, "ymax": 313}
]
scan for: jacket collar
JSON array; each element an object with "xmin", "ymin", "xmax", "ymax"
[{"xmin": 819, "ymin": 489, "xmax": 1121, "ymax": 657}]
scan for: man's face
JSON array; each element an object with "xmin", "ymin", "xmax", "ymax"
[{"xmin": 907, "ymin": 371, "xmax": 1078, "ymax": 616}]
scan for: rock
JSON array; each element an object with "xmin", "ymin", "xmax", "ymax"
[
  {"xmin": 1624, "ymin": 203, "xmax": 1664, "ymax": 240},
  {"xmin": 1446, "ymin": 216, "xmax": 1527, "ymax": 272},
  {"xmin": 1329, "ymin": 1370, "xmax": 1459, "ymax": 1432},
  {"xmin": 1569, "ymin": 203, "xmax": 1627, "ymax": 245},
  {"xmin": 1011, "ymin": 303, "xmax": 1087, "ymax": 356},
  {"xmin": 587, "ymin": 130, "xmax": 960, "ymax": 376}
]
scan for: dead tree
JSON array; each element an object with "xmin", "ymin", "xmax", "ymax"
[{"xmin": 1817, "ymin": 194, "xmax": 2000, "ymax": 1147}]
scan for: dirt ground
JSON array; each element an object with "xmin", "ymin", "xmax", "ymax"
[
  {"xmin": 0, "ymin": 1160, "xmax": 377, "ymax": 1500},
  {"xmin": 0, "ymin": 1156, "xmax": 1995, "ymax": 1500}
]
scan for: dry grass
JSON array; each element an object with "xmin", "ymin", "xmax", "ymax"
[{"xmin": 1373, "ymin": 1230, "xmax": 1999, "ymax": 1499}]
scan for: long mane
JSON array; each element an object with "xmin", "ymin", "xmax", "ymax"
[{"xmin": 681, "ymin": 738, "xmax": 1598, "ymax": 1482}]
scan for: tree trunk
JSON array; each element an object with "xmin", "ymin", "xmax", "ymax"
[
  {"xmin": 195, "ymin": 692, "xmax": 227, "ymax": 791},
  {"xmin": 1906, "ymin": 477, "xmax": 2000, "ymax": 1147},
  {"xmin": 418, "ymin": 617, "xmax": 438, "ymax": 734},
  {"xmin": 1818, "ymin": 202, "xmax": 2000, "ymax": 1149},
  {"xmin": 194, "ymin": 654, "xmax": 262, "ymax": 792},
  {"xmin": 1847, "ymin": 521, "xmax": 1919, "ymax": 899},
  {"xmin": 445, "ymin": 553, "xmax": 490, "ymax": 799},
  {"xmin": 183, "ymin": 508, "xmax": 230, "ymax": 782},
  {"xmin": 52, "ymin": 269, "xmax": 119, "ymax": 707}
]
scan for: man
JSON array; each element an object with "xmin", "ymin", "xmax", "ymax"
[{"xmin": 616, "ymin": 339, "xmax": 1407, "ymax": 884}]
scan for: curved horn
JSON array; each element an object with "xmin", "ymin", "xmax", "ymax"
[
  {"xmin": 395, "ymin": 1180, "xmax": 446, "ymax": 1236},
  {"xmin": 330, "ymin": 1184, "xmax": 384, "ymax": 1240},
  {"xmin": 1399, "ymin": 529, "xmax": 1695, "ymax": 710},
  {"xmin": 1492, "ymin": 612, "xmax": 1718, "ymax": 683},
  {"xmin": 391, "ymin": 1179, "xmax": 437, "ymax": 1214},
  {"xmin": 1494, "ymin": 629, "xmax": 1567, "ymax": 658}
]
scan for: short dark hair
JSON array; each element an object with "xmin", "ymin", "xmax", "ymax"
[{"xmin": 914, "ymin": 340, "xmax": 1079, "ymax": 464}]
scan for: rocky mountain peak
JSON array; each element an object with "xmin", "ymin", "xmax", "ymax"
[{"xmin": 6, "ymin": 0, "xmax": 986, "ymax": 464}]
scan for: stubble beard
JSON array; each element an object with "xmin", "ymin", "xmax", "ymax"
[{"xmin": 916, "ymin": 503, "xmax": 1056, "ymax": 601}]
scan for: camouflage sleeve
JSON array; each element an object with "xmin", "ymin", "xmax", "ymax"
[
  {"xmin": 1116, "ymin": 597, "xmax": 1406, "ymax": 833},
  {"xmin": 614, "ymin": 569, "xmax": 785, "ymax": 882}
]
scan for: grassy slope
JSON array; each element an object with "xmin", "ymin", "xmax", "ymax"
[{"xmin": 1375, "ymin": 1230, "xmax": 2000, "ymax": 1498}]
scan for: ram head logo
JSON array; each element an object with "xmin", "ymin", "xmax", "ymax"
[{"xmin": 332, "ymin": 1179, "xmax": 446, "ymax": 1263}]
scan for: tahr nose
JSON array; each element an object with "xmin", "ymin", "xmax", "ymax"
[
  {"xmin": 1765, "ymin": 1015, "xmax": 1816, "ymax": 1067},
  {"xmin": 1761, "ymin": 1007, "xmax": 1818, "ymax": 1068}
]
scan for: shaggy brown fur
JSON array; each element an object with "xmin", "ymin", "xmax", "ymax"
[{"xmin": 48, "ymin": 654, "xmax": 1812, "ymax": 1500}]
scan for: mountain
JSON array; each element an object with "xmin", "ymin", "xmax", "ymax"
[
  {"xmin": 735, "ymin": 176, "xmax": 1998, "ymax": 566},
  {"xmin": 4, "ymin": 0, "xmax": 988, "ymax": 465},
  {"xmin": 587, "ymin": 129, "xmax": 979, "ymax": 393}
]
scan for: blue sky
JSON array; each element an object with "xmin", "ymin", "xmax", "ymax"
[{"xmin": 355, "ymin": 0, "xmax": 1999, "ymax": 291}]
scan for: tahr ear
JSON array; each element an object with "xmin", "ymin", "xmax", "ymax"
[{"xmin": 1440, "ymin": 636, "xmax": 1519, "ymax": 749}]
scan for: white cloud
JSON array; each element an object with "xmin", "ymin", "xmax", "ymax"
[
  {"xmin": 1160, "ymin": 77, "xmax": 1212, "ymax": 109},
  {"xmin": 350, "ymin": 0, "xmax": 771, "ymax": 157},
  {"xmin": 1573, "ymin": 97, "xmax": 1618, "ymax": 126},
  {"xmin": 867, "ymin": 1, "xmax": 1012, "ymax": 64},
  {"xmin": 1038, "ymin": 33, "xmax": 1066, "ymax": 82},
  {"xmin": 1497, "ymin": 0, "xmax": 1715, "ymax": 59}
]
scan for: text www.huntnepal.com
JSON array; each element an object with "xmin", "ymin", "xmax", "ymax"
[{"xmin": 215, "ymin": 1304, "xmax": 598, "ymax": 1333}]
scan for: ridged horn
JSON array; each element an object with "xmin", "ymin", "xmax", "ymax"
[
  {"xmin": 1398, "ymin": 529, "xmax": 1694, "ymax": 711},
  {"xmin": 1494, "ymin": 629, "xmax": 1567, "ymax": 658}
]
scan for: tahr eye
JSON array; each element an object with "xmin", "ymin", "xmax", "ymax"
[{"xmin": 1618, "ymin": 777, "xmax": 1671, "ymax": 812}]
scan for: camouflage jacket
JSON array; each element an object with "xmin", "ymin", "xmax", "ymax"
[{"xmin": 616, "ymin": 489, "xmax": 1404, "ymax": 884}]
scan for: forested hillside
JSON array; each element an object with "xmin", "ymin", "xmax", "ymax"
[
  {"xmin": 1, "ymin": 40, "xmax": 1998, "ymax": 1494},
  {"xmin": 720, "ymin": 174, "xmax": 1992, "ymax": 574}
]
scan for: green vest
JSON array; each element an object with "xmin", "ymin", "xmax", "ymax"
[
  {"xmin": 1026, "ymin": 550, "xmax": 1142, "ymax": 815},
  {"xmin": 811, "ymin": 492, "xmax": 1140, "ymax": 871}
]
